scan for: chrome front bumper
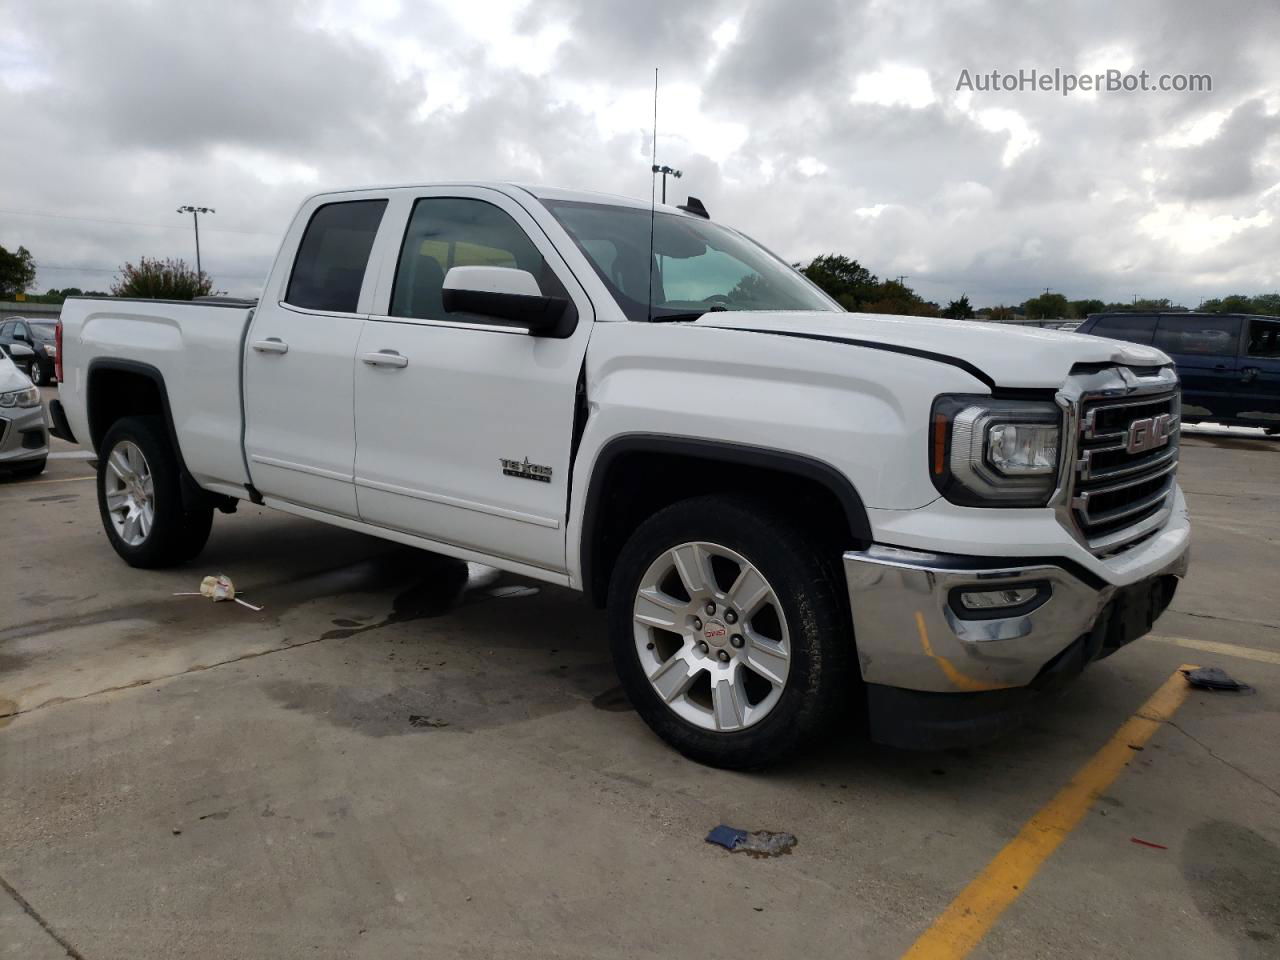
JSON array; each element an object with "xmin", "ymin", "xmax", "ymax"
[{"xmin": 842, "ymin": 514, "xmax": 1190, "ymax": 695}]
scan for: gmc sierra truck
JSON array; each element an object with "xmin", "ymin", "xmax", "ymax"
[{"xmin": 51, "ymin": 183, "xmax": 1190, "ymax": 767}]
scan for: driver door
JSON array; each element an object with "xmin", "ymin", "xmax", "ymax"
[{"xmin": 352, "ymin": 187, "xmax": 594, "ymax": 574}]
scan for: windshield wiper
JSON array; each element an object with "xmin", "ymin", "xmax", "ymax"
[{"xmin": 649, "ymin": 305, "xmax": 728, "ymax": 323}]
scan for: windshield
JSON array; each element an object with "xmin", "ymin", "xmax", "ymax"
[
  {"xmin": 543, "ymin": 200, "xmax": 839, "ymax": 322},
  {"xmin": 30, "ymin": 323, "xmax": 55, "ymax": 342}
]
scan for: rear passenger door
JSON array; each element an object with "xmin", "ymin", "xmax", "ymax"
[
  {"xmin": 1153, "ymin": 314, "xmax": 1243, "ymax": 422},
  {"xmin": 1235, "ymin": 317, "xmax": 1280, "ymax": 426},
  {"xmin": 243, "ymin": 195, "xmax": 388, "ymax": 517},
  {"xmin": 351, "ymin": 187, "xmax": 593, "ymax": 574}
]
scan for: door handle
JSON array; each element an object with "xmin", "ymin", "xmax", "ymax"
[
  {"xmin": 252, "ymin": 338, "xmax": 289, "ymax": 355},
  {"xmin": 361, "ymin": 350, "xmax": 409, "ymax": 368}
]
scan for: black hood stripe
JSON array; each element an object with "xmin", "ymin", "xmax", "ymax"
[{"xmin": 698, "ymin": 325, "xmax": 996, "ymax": 389}]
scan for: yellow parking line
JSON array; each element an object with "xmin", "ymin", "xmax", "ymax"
[
  {"xmin": 900, "ymin": 665, "xmax": 1197, "ymax": 960},
  {"xmin": 1148, "ymin": 634, "xmax": 1280, "ymax": 666}
]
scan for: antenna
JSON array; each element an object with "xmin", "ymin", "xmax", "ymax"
[{"xmin": 647, "ymin": 67, "xmax": 658, "ymax": 323}]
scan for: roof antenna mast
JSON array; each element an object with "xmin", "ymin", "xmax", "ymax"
[{"xmin": 647, "ymin": 67, "xmax": 658, "ymax": 323}]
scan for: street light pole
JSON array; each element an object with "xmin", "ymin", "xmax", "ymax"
[
  {"xmin": 651, "ymin": 165, "xmax": 682, "ymax": 204},
  {"xmin": 177, "ymin": 205, "xmax": 215, "ymax": 277}
]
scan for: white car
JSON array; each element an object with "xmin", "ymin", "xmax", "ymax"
[
  {"xmin": 52, "ymin": 183, "xmax": 1190, "ymax": 766},
  {"xmin": 0, "ymin": 349, "xmax": 47, "ymax": 477}
]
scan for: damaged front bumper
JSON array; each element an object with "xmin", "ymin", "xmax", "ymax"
[{"xmin": 842, "ymin": 499, "xmax": 1190, "ymax": 749}]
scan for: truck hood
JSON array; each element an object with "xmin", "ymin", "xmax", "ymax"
[{"xmin": 693, "ymin": 311, "xmax": 1170, "ymax": 389}]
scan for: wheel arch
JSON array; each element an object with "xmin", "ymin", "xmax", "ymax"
[
  {"xmin": 86, "ymin": 358, "xmax": 223, "ymax": 512},
  {"xmin": 578, "ymin": 434, "xmax": 873, "ymax": 607}
]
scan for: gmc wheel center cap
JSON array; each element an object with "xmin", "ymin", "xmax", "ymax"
[{"xmin": 703, "ymin": 620, "xmax": 729, "ymax": 648}]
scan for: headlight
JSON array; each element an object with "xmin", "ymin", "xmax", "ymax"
[
  {"xmin": 0, "ymin": 385, "xmax": 41, "ymax": 408},
  {"xmin": 930, "ymin": 395, "xmax": 1062, "ymax": 506}
]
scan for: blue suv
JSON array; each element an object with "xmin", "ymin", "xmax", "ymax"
[{"xmin": 1074, "ymin": 312, "xmax": 1280, "ymax": 433}]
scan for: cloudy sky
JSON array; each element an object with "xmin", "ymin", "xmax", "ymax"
[{"xmin": 1, "ymin": 0, "xmax": 1277, "ymax": 306}]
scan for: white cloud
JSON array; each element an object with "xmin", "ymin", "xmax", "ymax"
[{"xmin": 851, "ymin": 64, "xmax": 936, "ymax": 109}]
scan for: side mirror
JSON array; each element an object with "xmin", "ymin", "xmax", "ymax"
[{"xmin": 442, "ymin": 266, "xmax": 570, "ymax": 337}]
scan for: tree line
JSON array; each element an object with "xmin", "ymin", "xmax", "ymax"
[{"xmin": 798, "ymin": 254, "xmax": 1280, "ymax": 320}]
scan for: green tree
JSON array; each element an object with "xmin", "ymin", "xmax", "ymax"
[
  {"xmin": 799, "ymin": 254, "xmax": 879, "ymax": 311},
  {"xmin": 942, "ymin": 294, "xmax": 975, "ymax": 319},
  {"xmin": 111, "ymin": 257, "xmax": 212, "ymax": 299},
  {"xmin": 861, "ymin": 279, "xmax": 939, "ymax": 317},
  {"xmin": 1022, "ymin": 292, "xmax": 1070, "ymax": 319},
  {"xmin": 0, "ymin": 244, "xmax": 37, "ymax": 298},
  {"xmin": 1068, "ymin": 298, "xmax": 1105, "ymax": 319},
  {"xmin": 1250, "ymin": 293, "xmax": 1280, "ymax": 315}
]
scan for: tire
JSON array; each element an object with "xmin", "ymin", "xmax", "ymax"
[
  {"xmin": 96, "ymin": 416, "xmax": 213, "ymax": 568},
  {"xmin": 30, "ymin": 363, "xmax": 47, "ymax": 386},
  {"xmin": 607, "ymin": 495, "xmax": 853, "ymax": 769}
]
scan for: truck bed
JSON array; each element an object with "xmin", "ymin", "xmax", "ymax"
[{"xmin": 58, "ymin": 297, "xmax": 256, "ymax": 494}]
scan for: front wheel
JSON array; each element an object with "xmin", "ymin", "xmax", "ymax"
[
  {"xmin": 608, "ymin": 495, "xmax": 853, "ymax": 769},
  {"xmin": 29, "ymin": 363, "xmax": 47, "ymax": 386},
  {"xmin": 96, "ymin": 416, "xmax": 213, "ymax": 568}
]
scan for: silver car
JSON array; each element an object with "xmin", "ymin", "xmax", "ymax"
[{"xmin": 0, "ymin": 349, "xmax": 48, "ymax": 478}]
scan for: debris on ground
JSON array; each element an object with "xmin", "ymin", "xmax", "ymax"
[
  {"xmin": 1182, "ymin": 666, "xmax": 1251, "ymax": 692},
  {"xmin": 1130, "ymin": 837, "xmax": 1168, "ymax": 850},
  {"xmin": 705, "ymin": 825, "xmax": 798, "ymax": 858},
  {"xmin": 173, "ymin": 574, "xmax": 263, "ymax": 611},
  {"xmin": 408, "ymin": 715, "xmax": 449, "ymax": 728},
  {"xmin": 488, "ymin": 585, "xmax": 540, "ymax": 599}
]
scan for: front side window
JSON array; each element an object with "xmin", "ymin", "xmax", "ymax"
[
  {"xmin": 390, "ymin": 197, "xmax": 566, "ymax": 321},
  {"xmin": 1090, "ymin": 315, "xmax": 1156, "ymax": 345},
  {"xmin": 1246, "ymin": 318, "xmax": 1280, "ymax": 358},
  {"xmin": 285, "ymin": 199, "xmax": 387, "ymax": 313},
  {"xmin": 544, "ymin": 200, "xmax": 838, "ymax": 322},
  {"xmin": 1154, "ymin": 315, "xmax": 1241, "ymax": 356}
]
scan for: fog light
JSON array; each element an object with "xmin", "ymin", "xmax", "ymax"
[{"xmin": 958, "ymin": 587, "xmax": 1039, "ymax": 611}]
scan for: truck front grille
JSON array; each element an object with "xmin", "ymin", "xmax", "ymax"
[{"xmin": 1070, "ymin": 387, "xmax": 1180, "ymax": 552}]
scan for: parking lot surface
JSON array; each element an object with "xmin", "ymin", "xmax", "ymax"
[{"xmin": 2, "ymin": 398, "xmax": 1278, "ymax": 959}]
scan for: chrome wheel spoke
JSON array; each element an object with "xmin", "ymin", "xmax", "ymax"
[
  {"xmin": 727, "ymin": 565, "xmax": 770, "ymax": 617},
  {"xmin": 105, "ymin": 490, "xmax": 129, "ymax": 512},
  {"xmin": 108, "ymin": 450, "xmax": 131, "ymax": 482},
  {"xmin": 649, "ymin": 654, "xmax": 698, "ymax": 703},
  {"xmin": 745, "ymin": 631, "xmax": 789, "ymax": 687},
  {"xmin": 671, "ymin": 543, "xmax": 715, "ymax": 597},
  {"xmin": 712, "ymin": 673, "xmax": 747, "ymax": 731},
  {"xmin": 633, "ymin": 587, "xmax": 686, "ymax": 630}
]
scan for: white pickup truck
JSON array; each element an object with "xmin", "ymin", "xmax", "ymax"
[{"xmin": 52, "ymin": 183, "xmax": 1190, "ymax": 766}]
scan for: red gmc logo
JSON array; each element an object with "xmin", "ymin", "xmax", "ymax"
[{"xmin": 704, "ymin": 624, "xmax": 727, "ymax": 640}]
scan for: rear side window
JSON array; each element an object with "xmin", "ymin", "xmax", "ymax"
[
  {"xmin": 389, "ymin": 197, "xmax": 565, "ymax": 322},
  {"xmin": 1087, "ymin": 315, "xmax": 1156, "ymax": 345},
  {"xmin": 1246, "ymin": 318, "xmax": 1280, "ymax": 358},
  {"xmin": 1154, "ymin": 315, "xmax": 1241, "ymax": 356},
  {"xmin": 285, "ymin": 199, "xmax": 387, "ymax": 313}
]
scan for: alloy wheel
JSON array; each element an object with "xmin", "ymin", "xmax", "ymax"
[
  {"xmin": 103, "ymin": 440, "xmax": 155, "ymax": 546},
  {"xmin": 632, "ymin": 541, "xmax": 791, "ymax": 732}
]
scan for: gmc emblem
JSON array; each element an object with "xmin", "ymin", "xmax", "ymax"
[{"xmin": 1126, "ymin": 413, "xmax": 1173, "ymax": 454}]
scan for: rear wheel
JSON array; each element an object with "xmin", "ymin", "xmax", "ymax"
[
  {"xmin": 608, "ymin": 495, "xmax": 852, "ymax": 769},
  {"xmin": 96, "ymin": 416, "xmax": 213, "ymax": 568}
]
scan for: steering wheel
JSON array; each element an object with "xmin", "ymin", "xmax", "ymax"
[{"xmin": 702, "ymin": 294, "xmax": 732, "ymax": 305}]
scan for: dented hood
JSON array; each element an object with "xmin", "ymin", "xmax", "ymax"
[{"xmin": 693, "ymin": 311, "xmax": 1170, "ymax": 389}]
